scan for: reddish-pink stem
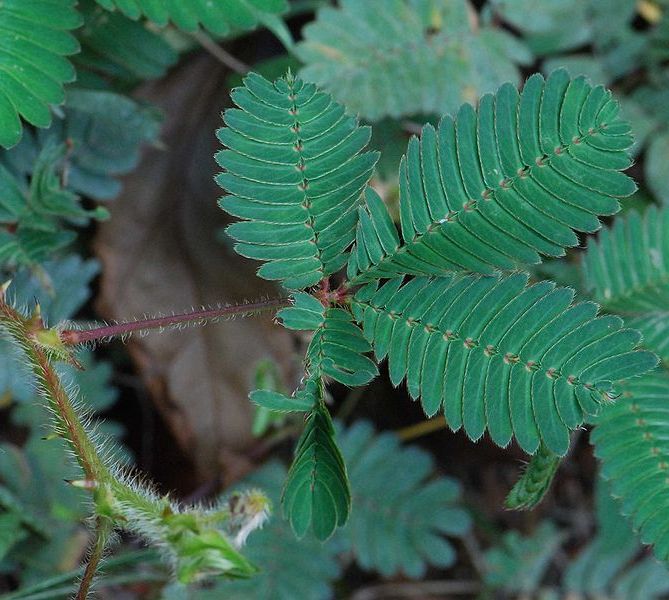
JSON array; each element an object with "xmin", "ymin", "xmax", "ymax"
[{"xmin": 60, "ymin": 297, "xmax": 290, "ymax": 345}]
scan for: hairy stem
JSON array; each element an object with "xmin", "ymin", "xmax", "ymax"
[
  {"xmin": 60, "ymin": 297, "xmax": 290, "ymax": 345},
  {"xmin": 0, "ymin": 300, "xmax": 104, "ymax": 480},
  {"xmin": 38, "ymin": 350, "xmax": 103, "ymax": 480},
  {"xmin": 76, "ymin": 518, "xmax": 112, "ymax": 600}
]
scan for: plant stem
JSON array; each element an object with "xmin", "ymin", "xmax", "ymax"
[
  {"xmin": 0, "ymin": 550, "xmax": 160, "ymax": 600},
  {"xmin": 60, "ymin": 297, "xmax": 290, "ymax": 345},
  {"xmin": 0, "ymin": 291, "xmax": 263, "ymax": 586},
  {"xmin": 191, "ymin": 30, "xmax": 250, "ymax": 74},
  {"xmin": 76, "ymin": 519, "xmax": 112, "ymax": 600},
  {"xmin": 396, "ymin": 416, "xmax": 447, "ymax": 441},
  {"xmin": 0, "ymin": 300, "xmax": 104, "ymax": 481},
  {"xmin": 38, "ymin": 349, "xmax": 103, "ymax": 480}
]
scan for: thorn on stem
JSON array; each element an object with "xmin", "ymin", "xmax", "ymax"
[
  {"xmin": 0, "ymin": 280, "xmax": 10, "ymax": 301},
  {"xmin": 65, "ymin": 479, "xmax": 99, "ymax": 490}
]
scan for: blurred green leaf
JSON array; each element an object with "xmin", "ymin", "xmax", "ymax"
[
  {"xmin": 491, "ymin": 0, "xmax": 591, "ymax": 54},
  {"xmin": 565, "ymin": 479, "xmax": 669, "ymax": 600},
  {"xmin": 93, "ymin": 0, "xmax": 288, "ymax": 36},
  {"xmin": 645, "ymin": 130, "xmax": 669, "ymax": 204},
  {"xmin": 542, "ymin": 55, "xmax": 609, "ymax": 85},
  {"xmin": 484, "ymin": 522, "xmax": 563, "ymax": 594},
  {"xmin": 297, "ymin": 0, "xmax": 532, "ymax": 121},
  {"xmin": 2, "ymin": 89, "xmax": 162, "ymax": 202},
  {"xmin": 77, "ymin": 0, "xmax": 179, "ymax": 82},
  {"xmin": 0, "ymin": 143, "xmax": 104, "ymax": 266},
  {"xmin": 335, "ymin": 420, "xmax": 470, "ymax": 578}
]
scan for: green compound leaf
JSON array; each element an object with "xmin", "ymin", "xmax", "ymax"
[
  {"xmin": 282, "ymin": 402, "xmax": 351, "ymax": 541},
  {"xmin": 352, "ymin": 273, "xmax": 657, "ymax": 455},
  {"xmin": 348, "ymin": 70, "xmax": 636, "ymax": 283},
  {"xmin": 505, "ymin": 444, "xmax": 561, "ymax": 510},
  {"xmin": 277, "ymin": 293, "xmax": 378, "ymax": 387},
  {"xmin": 0, "ymin": 1, "xmax": 81, "ymax": 148},
  {"xmin": 583, "ymin": 206, "xmax": 669, "ymax": 364},
  {"xmin": 583, "ymin": 206, "xmax": 669, "ymax": 313},
  {"xmin": 217, "ymin": 72, "xmax": 379, "ymax": 290},
  {"xmin": 296, "ymin": 0, "xmax": 532, "ymax": 121},
  {"xmin": 93, "ymin": 0, "xmax": 288, "ymax": 36},
  {"xmin": 336, "ymin": 421, "xmax": 470, "ymax": 578},
  {"xmin": 592, "ymin": 372, "xmax": 669, "ymax": 564}
]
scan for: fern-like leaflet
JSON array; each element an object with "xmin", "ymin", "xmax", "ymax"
[
  {"xmin": 278, "ymin": 292, "xmax": 378, "ymax": 386},
  {"xmin": 352, "ymin": 272, "xmax": 655, "ymax": 455},
  {"xmin": 584, "ymin": 205, "xmax": 669, "ymax": 364},
  {"xmin": 0, "ymin": 1, "xmax": 81, "ymax": 148},
  {"xmin": 349, "ymin": 70, "xmax": 636, "ymax": 282},
  {"xmin": 217, "ymin": 72, "xmax": 378, "ymax": 290},
  {"xmin": 592, "ymin": 373, "xmax": 669, "ymax": 561}
]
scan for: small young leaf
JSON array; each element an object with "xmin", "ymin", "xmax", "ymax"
[
  {"xmin": 505, "ymin": 445, "xmax": 561, "ymax": 510},
  {"xmin": 282, "ymin": 402, "xmax": 350, "ymax": 541}
]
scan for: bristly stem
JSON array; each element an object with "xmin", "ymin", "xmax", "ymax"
[
  {"xmin": 0, "ymin": 298, "xmax": 103, "ymax": 481},
  {"xmin": 76, "ymin": 518, "xmax": 112, "ymax": 600},
  {"xmin": 59, "ymin": 297, "xmax": 290, "ymax": 346}
]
